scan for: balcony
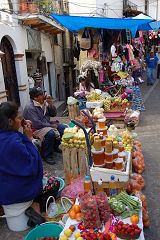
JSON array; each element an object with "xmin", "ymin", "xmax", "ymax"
[
  {"xmin": 123, "ymin": 0, "xmax": 141, "ymax": 17},
  {"xmin": 63, "ymin": 48, "xmax": 74, "ymax": 66},
  {"xmin": 18, "ymin": 1, "xmax": 64, "ymax": 35}
]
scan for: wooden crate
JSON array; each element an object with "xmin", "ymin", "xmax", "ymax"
[
  {"xmin": 93, "ymin": 181, "xmax": 129, "ymax": 195},
  {"xmin": 90, "ymin": 151, "xmax": 131, "ymax": 195},
  {"xmin": 62, "ymin": 147, "xmax": 87, "ymax": 185}
]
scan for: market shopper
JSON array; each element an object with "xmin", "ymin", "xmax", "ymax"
[
  {"xmin": 156, "ymin": 48, "xmax": 160, "ymax": 79},
  {"xmin": 0, "ymin": 101, "xmax": 43, "ymax": 215},
  {"xmin": 146, "ymin": 51, "xmax": 158, "ymax": 85},
  {"xmin": 23, "ymin": 87, "xmax": 67, "ymax": 165}
]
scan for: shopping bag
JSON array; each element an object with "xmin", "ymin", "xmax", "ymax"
[{"xmin": 80, "ymin": 28, "xmax": 92, "ymax": 50}]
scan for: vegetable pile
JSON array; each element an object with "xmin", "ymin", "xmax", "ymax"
[{"xmin": 109, "ymin": 191, "xmax": 141, "ymax": 219}]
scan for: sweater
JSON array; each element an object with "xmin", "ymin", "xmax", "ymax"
[{"xmin": 0, "ymin": 131, "xmax": 43, "ymax": 205}]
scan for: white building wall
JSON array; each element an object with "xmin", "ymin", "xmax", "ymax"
[{"xmin": 69, "ymin": 0, "xmax": 96, "ymax": 16}]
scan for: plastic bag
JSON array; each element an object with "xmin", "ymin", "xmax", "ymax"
[
  {"xmin": 67, "ymin": 96, "xmax": 78, "ymax": 105},
  {"xmin": 130, "ymin": 173, "xmax": 145, "ymax": 189},
  {"xmin": 96, "ymin": 192, "xmax": 111, "ymax": 223},
  {"xmin": 80, "ymin": 193, "xmax": 102, "ymax": 229},
  {"xmin": 132, "ymin": 156, "xmax": 145, "ymax": 174},
  {"xmin": 61, "ymin": 177, "xmax": 84, "ymax": 200}
]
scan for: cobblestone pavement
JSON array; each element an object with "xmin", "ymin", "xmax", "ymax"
[{"xmin": 0, "ymin": 81, "xmax": 160, "ymax": 239}]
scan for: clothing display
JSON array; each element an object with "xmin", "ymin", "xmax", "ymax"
[
  {"xmin": 37, "ymin": 55, "xmax": 47, "ymax": 76},
  {"xmin": 33, "ymin": 72, "xmax": 43, "ymax": 88}
]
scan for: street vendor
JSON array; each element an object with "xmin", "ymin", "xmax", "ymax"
[
  {"xmin": 74, "ymin": 74, "xmax": 95, "ymax": 98},
  {"xmin": 23, "ymin": 87, "xmax": 67, "ymax": 165},
  {"xmin": 0, "ymin": 101, "xmax": 43, "ymax": 220}
]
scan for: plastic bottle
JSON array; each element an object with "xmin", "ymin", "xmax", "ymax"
[
  {"xmin": 84, "ymin": 175, "xmax": 92, "ymax": 192},
  {"xmin": 109, "ymin": 175, "xmax": 117, "ymax": 196}
]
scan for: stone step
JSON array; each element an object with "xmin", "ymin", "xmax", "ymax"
[{"xmin": 53, "ymin": 100, "xmax": 66, "ymax": 115}]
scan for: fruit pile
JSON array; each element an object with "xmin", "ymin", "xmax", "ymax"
[
  {"xmin": 86, "ymin": 91, "xmax": 104, "ymax": 102},
  {"xmin": 96, "ymin": 192, "xmax": 111, "ymax": 223},
  {"xmin": 121, "ymin": 130, "xmax": 133, "ymax": 151},
  {"xmin": 69, "ymin": 204, "xmax": 82, "ymax": 222},
  {"xmin": 80, "ymin": 194, "xmax": 102, "ymax": 229},
  {"xmin": 80, "ymin": 229, "xmax": 112, "ymax": 240},
  {"xmin": 114, "ymin": 221, "xmax": 142, "ymax": 239},
  {"xmin": 62, "ymin": 128, "xmax": 87, "ymax": 149},
  {"xmin": 103, "ymin": 97, "xmax": 129, "ymax": 112},
  {"xmin": 59, "ymin": 225, "xmax": 84, "ymax": 240},
  {"xmin": 132, "ymin": 141, "xmax": 145, "ymax": 174}
]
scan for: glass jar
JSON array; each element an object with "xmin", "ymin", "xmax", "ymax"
[
  {"xmin": 94, "ymin": 136, "xmax": 102, "ymax": 151},
  {"xmin": 105, "ymin": 152, "xmax": 113, "ymax": 162},
  {"xmin": 105, "ymin": 138, "xmax": 113, "ymax": 153},
  {"xmin": 118, "ymin": 152, "xmax": 126, "ymax": 161},
  {"xmin": 97, "ymin": 127, "xmax": 108, "ymax": 136},
  {"xmin": 98, "ymin": 118, "xmax": 106, "ymax": 129},
  {"xmin": 112, "ymin": 149, "xmax": 119, "ymax": 160},
  {"xmin": 105, "ymin": 161, "xmax": 114, "ymax": 169},
  {"xmin": 114, "ymin": 158, "xmax": 124, "ymax": 170},
  {"xmin": 92, "ymin": 148, "xmax": 105, "ymax": 166}
]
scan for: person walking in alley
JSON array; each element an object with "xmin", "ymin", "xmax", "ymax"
[
  {"xmin": 156, "ymin": 47, "xmax": 160, "ymax": 79},
  {"xmin": 146, "ymin": 51, "xmax": 158, "ymax": 85},
  {"xmin": 23, "ymin": 87, "xmax": 67, "ymax": 165}
]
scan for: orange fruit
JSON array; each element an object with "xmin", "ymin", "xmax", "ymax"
[
  {"xmin": 75, "ymin": 212, "xmax": 82, "ymax": 222},
  {"xmin": 130, "ymin": 214, "xmax": 139, "ymax": 224},
  {"xmin": 69, "ymin": 210, "xmax": 76, "ymax": 219},
  {"xmin": 72, "ymin": 205, "xmax": 81, "ymax": 214}
]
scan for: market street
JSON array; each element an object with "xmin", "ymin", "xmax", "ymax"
[
  {"xmin": 0, "ymin": 81, "xmax": 159, "ymax": 239},
  {"xmin": 137, "ymin": 81, "xmax": 160, "ymax": 239}
]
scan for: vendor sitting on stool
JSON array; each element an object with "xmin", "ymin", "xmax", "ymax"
[
  {"xmin": 0, "ymin": 102, "xmax": 43, "ymax": 230},
  {"xmin": 23, "ymin": 87, "xmax": 67, "ymax": 165}
]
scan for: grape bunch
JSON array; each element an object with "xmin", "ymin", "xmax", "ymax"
[{"xmin": 104, "ymin": 97, "xmax": 111, "ymax": 111}]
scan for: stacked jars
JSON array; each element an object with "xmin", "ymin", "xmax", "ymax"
[{"xmin": 91, "ymin": 136, "xmax": 105, "ymax": 167}]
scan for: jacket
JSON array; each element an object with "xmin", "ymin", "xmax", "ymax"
[
  {"xmin": 23, "ymin": 100, "xmax": 57, "ymax": 130},
  {"xmin": 0, "ymin": 131, "xmax": 43, "ymax": 205}
]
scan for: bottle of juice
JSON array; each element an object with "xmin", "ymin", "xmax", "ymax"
[
  {"xmin": 84, "ymin": 175, "xmax": 92, "ymax": 192},
  {"xmin": 109, "ymin": 175, "xmax": 117, "ymax": 196}
]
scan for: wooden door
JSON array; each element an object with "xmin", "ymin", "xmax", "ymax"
[{"xmin": 0, "ymin": 37, "xmax": 20, "ymax": 104}]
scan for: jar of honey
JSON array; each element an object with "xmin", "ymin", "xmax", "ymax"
[
  {"xmin": 91, "ymin": 148, "xmax": 105, "ymax": 166},
  {"xmin": 114, "ymin": 158, "xmax": 124, "ymax": 170},
  {"xmin": 105, "ymin": 152, "xmax": 113, "ymax": 162},
  {"xmin": 98, "ymin": 118, "xmax": 106, "ymax": 129},
  {"xmin": 112, "ymin": 149, "xmax": 119, "ymax": 160},
  {"xmin": 94, "ymin": 136, "xmax": 102, "ymax": 151},
  {"xmin": 97, "ymin": 126, "xmax": 108, "ymax": 136},
  {"xmin": 118, "ymin": 152, "xmax": 126, "ymax": 161},
  {"xmin": 113, "ymin": 140, "xmax": 119, "ymax": 149},
  {"xmin": 99, "ymin": 133, "xmax": 106, "ymax": 148},
  {"xmin": 105, "ymin": 161, "xmax": 114, "ymax": 169},
  {"xmin": 105, "ymin": 138, "xmax": 113, "ymax": 153}
]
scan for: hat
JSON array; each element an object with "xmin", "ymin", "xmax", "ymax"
[{"xmin": 29, "ymin": 87, "xmax": 44, "ymax": 99}]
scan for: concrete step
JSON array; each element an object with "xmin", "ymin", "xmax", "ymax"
[{"xmin": 53, "ymin": 100, "xmax": 66, "ymax": 115}]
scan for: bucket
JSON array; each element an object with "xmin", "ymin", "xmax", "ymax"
[
  {"xmin": 2, "ymin": 201, "xmax": 32, "ymax": 232},
  {"xmin": 24, "ymin": 222, "xmax": 63, "ymax": 240}
]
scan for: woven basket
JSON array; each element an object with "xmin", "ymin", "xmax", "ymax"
[{"xmin": 44, "ymin": 196, "xmax": 73, "ymax": 222}]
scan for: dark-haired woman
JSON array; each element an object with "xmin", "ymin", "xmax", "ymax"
[{"xmin": 0, "ymin": 101, "xmax": 43, "ymax": 230}]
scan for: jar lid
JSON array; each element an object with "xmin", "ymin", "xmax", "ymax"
[
  {"xmin": 92, "ymin": 148, "xmax": 104, "ymax": 154},
  {"xmin": 118, "ymin": 151, "xmax": 126, "ymax": 156},
  {"xmin": 97, "ymin": 126, "xmax": 108, "ymax": 131},
  {"xmin": 93, "ymin": 163, "xmax": 106, "ymax": 167},
  {"xmin": 112, "ymin": 149, "xmax": 119, "ymax": 154},
  {"xmin": 114, "ymin": 158, "xmax": 123, "ymax": 163}
]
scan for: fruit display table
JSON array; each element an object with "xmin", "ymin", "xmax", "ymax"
[{"xmin": 59, "ymin": 198, "xmax": 145, "ymax": 240}]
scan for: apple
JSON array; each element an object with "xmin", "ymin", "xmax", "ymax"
[
  {"xmin": 64, "ymin": 229, "xmax": 72, "ymax": 237},
  {"xmin": 74, "ymin": 231, "xmax": 81, "ymax": 239}
]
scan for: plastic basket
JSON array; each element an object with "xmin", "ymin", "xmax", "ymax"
[{"xmin": 24, "ymin": 222, "xmax": 63, "ymax": 240}]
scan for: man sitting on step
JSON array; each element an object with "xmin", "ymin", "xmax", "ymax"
[{"xmin": 23, "ymin": 87, "xmax": 67, "ymax": 165}]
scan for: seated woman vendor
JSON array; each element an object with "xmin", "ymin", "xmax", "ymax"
[
  {"xmin": 0, "ymin": 102, "xmax": 44, "ymax": 229},
  {"xmin": 74, "ymin": 74, "xmax": 95, "ymax": 97}
]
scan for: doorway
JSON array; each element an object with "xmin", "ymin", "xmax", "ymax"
[{"xmin": 0, "ymin": 36, "xmax": 20, "ymax": 104}]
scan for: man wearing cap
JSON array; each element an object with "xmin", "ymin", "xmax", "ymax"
[
  {"xmin": 146, "ymin": 51, "xmax": 158, "ymax": 85},
  {"xmin": 23, "ymin": 87, "xmax": 67, "ymax": 165}
]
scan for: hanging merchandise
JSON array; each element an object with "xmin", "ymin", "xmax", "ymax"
[
  {"xmin": 73, "ymin": 36, "xmax": 80, "ymax": 61},
  {"xmin": 80, "ymin": 28, "xmax": 92, "ymax": 51}
]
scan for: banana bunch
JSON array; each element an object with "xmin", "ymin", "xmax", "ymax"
[{"xmin": 86, "ymin": 92, "xmax": 103, "ymax": 102}]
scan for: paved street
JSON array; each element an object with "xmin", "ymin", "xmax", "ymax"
[{"xmin": 0, "ymin": 81, "xmax": 160, "ymax": 239}]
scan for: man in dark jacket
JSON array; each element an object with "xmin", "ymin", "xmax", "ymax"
[{"xmin": 23, "ymin": 87, "xmax": 67, "ymax": 165}]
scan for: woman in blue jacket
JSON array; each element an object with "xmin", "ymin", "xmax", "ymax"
[{"xmin": 0, "ymin": 102, "xmax": 43, "ymax": 228}]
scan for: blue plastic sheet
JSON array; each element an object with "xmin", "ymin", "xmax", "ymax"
[{"xmin": 50, "ymin": 14, "xmax": 153, "ymax": 37}]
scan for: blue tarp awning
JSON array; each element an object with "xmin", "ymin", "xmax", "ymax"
[
  {"xmin": 50, "ymin": 14, "xmax": 153, "ymax": 38},
  {"xmin": 149, "ymin": 21, "xmax": 160, "ymax": 30}
]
